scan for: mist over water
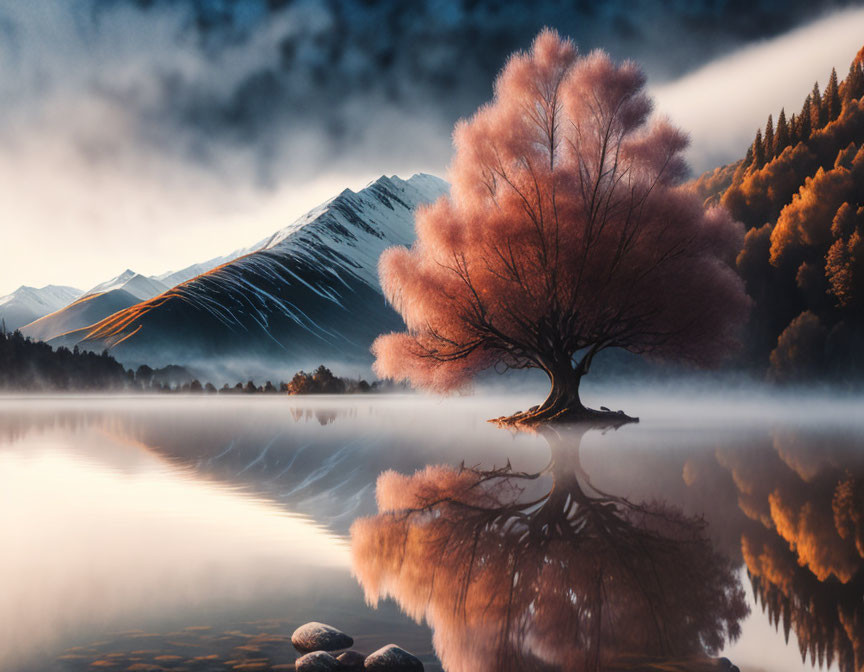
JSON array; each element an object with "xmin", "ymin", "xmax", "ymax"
[{"xmin": 1, "ymin": 392, "xmax": 861, "ymax": 671}]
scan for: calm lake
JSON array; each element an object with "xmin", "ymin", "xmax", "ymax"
[{"xmin": 2, "ymin": 391, "xmax": 863, "ymax": 672}]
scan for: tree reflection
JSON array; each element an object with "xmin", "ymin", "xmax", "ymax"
[
  {"xmin": 706, "ymin": 430, "xmax": 864, "ymax": 672},
  {"xmin": 351, "ymin": 422, "xmax": 747, "ymax": 672}
]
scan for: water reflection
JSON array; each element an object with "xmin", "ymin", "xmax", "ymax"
[
  {"xmin": 2, "ymin": 396, "xmax": 864, "ymax": 672},
  {"xmin": 351, "ymin": 422, "xmax": 749, "ymax": 672},
  {"xmin": 0, "ymin": 401, "xmax": 442, "ymax": 672},
  {"xmin": 0, "ymin": 422, "xmax": 351, "ymax": 670},
  {"xmin": 692, "ymin": 429, "xmax": 864, "ymax": 672}
]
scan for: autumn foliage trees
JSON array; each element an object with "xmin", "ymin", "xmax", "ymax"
[
  {"xmin": 373, "ymin": 30, "xmax": 749, "ymax": 421},
  {"xmin": 692, "ymin": 48, "xmax": 864, "ymax": 382}
]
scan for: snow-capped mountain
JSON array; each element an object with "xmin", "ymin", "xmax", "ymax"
[
  {"xmin": 21, "ymin": 270, "xmax": 171, "ymax": 342},
  {"xmin": 19, "ymin": 247, "xmax": 260, "ymax": 345},
  {"xmin": 22, "ymin": 290, "xmax": 143, "ymax": 343},
  {"xmin": 156, "ymin": 247, "xmax": 255, "ymax": 288},
  {"xmin": 55, "ymin": 173, "xmax": 447, "ymax": 371},
  {"xmin": 0, "ymin": 285, "xmax": 83, "ymax": 332},
  {"xmin": 84, "ymin": 269, "xmax": 169, "ymax": 301}
]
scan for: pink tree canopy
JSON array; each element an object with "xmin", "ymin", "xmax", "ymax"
[{"xmin": 373, "ymin": 29, "xmax": 750, "ymax": 414}]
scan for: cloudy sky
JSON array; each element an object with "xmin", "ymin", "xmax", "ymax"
[{"xmin": 1, "ymin": 0, "xmax": 863, "ymax": 296}]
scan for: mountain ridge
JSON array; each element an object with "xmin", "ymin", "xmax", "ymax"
[
  {"xmin": 0, "ymin": 285, "xmax": 83, "ymax": 332},
  {"xmin": 21, "ymin": 270, "xmax": 170, "ymax": 343},
  {"xmin": 53, "ymin": 173, "xmax": 448, "ymax": 376}
]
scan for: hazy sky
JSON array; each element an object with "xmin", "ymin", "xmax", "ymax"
[{"xmin": 0, "ymin": 1, "xmax": 863, "ymax": 296}]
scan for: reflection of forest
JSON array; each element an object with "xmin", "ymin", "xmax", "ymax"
[
  {"xmin": 5, "ymin": 403, "xmax": 863, "ymax": 670},
  {"xmin": 351, "ymin": 424, "xmax": 748, "ymax": 672},
  {"xmin": 688, "ymin": 429, "xmax": 864, "ymax": 672}
]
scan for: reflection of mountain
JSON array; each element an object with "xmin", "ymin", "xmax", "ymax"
[
  {"xmin": 693, "ymin": 430, "xmax": 864, "ymax": 672},
  {"xmin": 5, "ymin": 399, "xmax": 863, "ymax": 671},
  {"xmin": 9, "ymin": 400, "xmax": 513, "ymax": 535},
  {"xmin": 351, "ymin": 424, "xmax": 748, "ymax": 672}
]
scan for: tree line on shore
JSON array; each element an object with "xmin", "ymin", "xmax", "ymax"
[
  {"xmin": 0, "ymin": 328, "xmax": 394, "ymax": 394},
  {"xmin": 155, "ymin": 365, "xmax": 401, "ymax": 395}
]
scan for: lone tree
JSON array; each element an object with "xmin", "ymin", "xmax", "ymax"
[{"xmin": 373, "ymin": 30, "xmax": 750, "ymax": 423}]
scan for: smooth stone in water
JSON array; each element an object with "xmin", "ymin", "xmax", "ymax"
[
  {"xmin": 295, "ymin": 650, "xmax": 341, "ymax": 671},
  {"xmin": 337, "ymin": 650, "xmax": 366, "ymax": 670},
  {"xmin": 291, "ymin": 622, "xmax": 354, "ymax": 652},
  {"xmin": 364, "ymin": 644, "xmax": 424, "ymax": 671}
]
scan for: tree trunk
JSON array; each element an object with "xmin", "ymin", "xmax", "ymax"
[
  {"xmin": 531, "ymin": 361, "xmax": 586, "ymax": 421},
  {"xmin": 491, "ymin": 360, "xmax": 639, "ymax": 426}
]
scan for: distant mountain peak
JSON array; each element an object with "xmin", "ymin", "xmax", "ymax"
[
  {"xmin": 83, "ymin": 270, "xmax": 168, "ymax": 302},
  {"xmin": 54, "ymin": 172, "xmax": 449, "ymax": 373},
  {"xmin": 0, "ymin": 284, "xmax": 84, "ymax": 331}
]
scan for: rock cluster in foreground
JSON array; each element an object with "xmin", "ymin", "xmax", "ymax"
[{"xmin": 291, "ymin": 622, "xmax": 423, "ymax": 671}]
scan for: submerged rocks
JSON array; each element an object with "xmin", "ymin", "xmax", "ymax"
[
  {"xmin": 364, "ymin": 644, "xmax": 424, "ymax": 671},
  {"xmin": 291, "ymin": 622, "xmax": 354, "ymax": 653},
  {"xmin": 295, "ymin": 650, "xmax": 341, "ymax": 671},
  {"xmin": 337, "ymin": 650, "xmax": 367, "ymax": 670},
  {"xmin": 292, "ymin": 622, "xmax": 421, "ymax": 671}
]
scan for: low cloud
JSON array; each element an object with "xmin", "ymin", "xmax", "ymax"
[
  {"xmin": 652, "ymin": 7, "xmax": 864, "ymax": 173},
  {"xmin": 0, "ymin": 1, "xmax": 861, "ymax": 294}
]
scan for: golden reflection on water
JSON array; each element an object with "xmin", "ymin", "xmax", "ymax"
[{"xmin": 2, "ymin": 394, "xmax": 864, "ymax": 672}]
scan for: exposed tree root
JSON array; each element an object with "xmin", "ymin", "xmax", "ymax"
[{"xmin": 490, "ymin": 403, "xmax": 639, "ymax": 427}]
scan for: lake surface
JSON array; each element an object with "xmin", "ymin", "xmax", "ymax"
[{"xmin": 2, "ymin": 391, "xmax": 863, "ymax": 672}]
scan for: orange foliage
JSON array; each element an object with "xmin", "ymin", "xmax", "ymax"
[
  {"xmin": 770, "ymin": 145, "xmax": 864, "ymax": 267},
  {"xmin": 693, "ymin": 52, "xmax": 864, "ymax": 377},
  {"xmin": 709, "ymin": 431, "xmax": 864, "ymax": 672},
  {"xmin": 768, "ymin": 311, "xmax": 827, "ymax": 382},
  {"xmin": 826, "ymin": 203, "xmax": 864, "ymax": 309}
]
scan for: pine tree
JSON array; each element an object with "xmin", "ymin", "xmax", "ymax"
[
  {"xmin": 843, "ymin": 60, "xmax": 864, "ymax": 107},
  {"xmin": 775, "ymin": 108, "xmax": 789, "ymax": 157},
  {"xmin": 753, "ymin": 128, "xmax": 765, "ymax": 168},
  {"xmin": 764, "ymin": 114, "xmax": 775, "ymax": 161},
  {"xmin": 825, "ymin": 67, "xmax": 841, "ymax": 121},
  {"xmin": 743, "ymin": 145, "xmax": 754, "ymax": 167},
  {"xmin": 788, "ymin": 113, "xmax": 799, "ymax": 146},
  {"xmin": 799, "ymin": 94, "xmax": 812, "ymax": 141},
  {"xmin": 810, "ymin": 82, "xmax": 824, "ymax": 130}
]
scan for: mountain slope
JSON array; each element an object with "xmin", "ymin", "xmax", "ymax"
[
  {"xmin": 0, "ymin": 285, "xmax": 83, "ymax": 332},
  {"xmin": 156, "ymin": 247, "xmax": 256, "ymax": 288},
  {"xmin": 59, "ymin": 174, "xmax": 448, "ymax": 372},
  {"xmin": 84, "ymin": 270, "xmax": 169, "ymax": 301},
  {"xmin": 21, "ymin": 270, "xmax": 171, "ymax": 343},
  {"xmin": 24, "ymin": 289, "xmax": 144, "ymax": 344}
]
